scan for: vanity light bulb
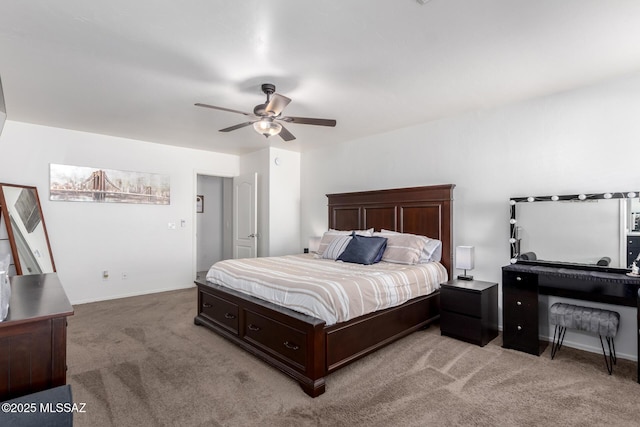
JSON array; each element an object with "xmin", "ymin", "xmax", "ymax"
[
  {"xmin": 578, "ymin": 194, "xmax": 586, "ymax": 200},
  {"xmin": 628, "ymin": 192, "xmax": 637, "ymax": 198},
  {"xmin": 509, "ymin": 218, "xmax": 517, "ymax": 225},
  {"xmin": 551, "ymin": 195, "xmax": 559, "ymax": 201},
  {"xmin": 527, "ymin": 197, "xmax": 534, "ymax": 202},
  {"xmin": 604, "ymin": 193, "xmax": 612, "ymax": 199}
]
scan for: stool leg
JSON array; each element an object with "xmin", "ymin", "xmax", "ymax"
[
  {"xmin": 551, "ymin": 325, "xmax": 566, "ymax": 360},
  {"xmin": 599, "ymin": 335, "xmax": 616, "ymax": 375},
  {"xmin": 608, "ymin": 337, "xmax": 617, "ymax": 365}
]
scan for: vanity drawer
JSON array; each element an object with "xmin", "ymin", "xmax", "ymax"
[
  {"xmin": 199, "ymin": 290, "xmax": 239, "ymax": 335},
  {"xmin": 627, "ymin": 236, "xmax": 640, "ymax": 249},
  {"xmin": 502, "ymin": 319, "xmax": 540, "ymax": 354},
  {"xmin": 502, "ymin": 270, "xmax": 541, "ymax": 355},
  {"xmin": 503, "ymin": 271, "xmax": 537, "ymax": 290},
  {"xmin": 243, "ymin": 309, "xmax": 307, "ymax": 368}
]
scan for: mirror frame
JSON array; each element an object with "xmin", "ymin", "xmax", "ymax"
[
  {"xmin": 509, "ymin": 191, "xmax": 639, "ymax": 273},
  {"xmin": 0, "ymin": 182, "xmax": 56, "ymax": 275}
]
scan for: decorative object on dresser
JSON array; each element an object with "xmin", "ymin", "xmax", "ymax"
[
  {"xmin": 0, "ymin": 273, "xmax": 73, "ymax": 401},
  {"xmin": 440, "ymin": 279, "xmax": 498, "ymax": 346},
  {"xmin": 455, "ymin": 245, "xmax": 474, "ymax": 281},
  {"xmin": 194, "ymin": 184, "xmax": 454, "ymax": 397},
  {"xmin": 0, "ymin": 183, "xmax": 56, "ymax": 275}
]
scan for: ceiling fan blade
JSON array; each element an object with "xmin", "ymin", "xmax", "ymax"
[
  {"xmin": 195, "ymin": 103, "xmax": 253, "ymax": 116},
  {"xmin": 265, "ymin": 93, "xmax": 291, "ymax": 116},
  {"xmin": 280, "ymin": 116, "xmax": 337, "ymax": 127},
  {"xmin": 219, "ymin": 121, "xmax": 256, "ymax": 132},
  {"xmin": 278, "ymin": 125, "xmax": 296, "ymax": 142}
]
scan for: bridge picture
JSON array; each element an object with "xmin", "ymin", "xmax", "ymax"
[{"xmin": 49, "ymin": 164, "xmax": 170, "ymax": 205}]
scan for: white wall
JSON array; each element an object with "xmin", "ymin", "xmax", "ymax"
[
  {"xmin": 300, "ymin": 72, "xmax": 640, "ymax": 360},
  {"xmin": 268, "ymin": 148, "xmax": 301, "ymax": 256},
  {"xmin": 0, "ymin": 121, "xmax": 239, "ymax": 303}
]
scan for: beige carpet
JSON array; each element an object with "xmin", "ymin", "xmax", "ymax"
[{"xmin": 67, "ymin": 287, "xmax": 639, "ymax": 427}]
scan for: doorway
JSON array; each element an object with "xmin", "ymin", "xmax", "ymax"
[{"xmin": 196, "ymin": 174, "xmax": 233, "ymax": 275}]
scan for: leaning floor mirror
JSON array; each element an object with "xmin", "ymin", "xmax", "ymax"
[{"xmin": 0, "ymin": 183, "xmax": 56, "ymax": 275}]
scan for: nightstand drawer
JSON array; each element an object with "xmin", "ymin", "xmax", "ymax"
[
  {"xmin": 440, "ymin": 310, "xmax": 483, "ymax": 345},
  {"xmin": 441, "ymin": 287, "xmax": 482, "ymax": 318}
]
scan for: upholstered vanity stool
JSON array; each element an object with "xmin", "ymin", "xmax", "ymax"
[{"xmin": 549, "ymin": 303, "xmax": 620, "ymax": 374}]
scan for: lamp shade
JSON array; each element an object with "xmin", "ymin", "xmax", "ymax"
[
  {"xmin": 455, "ymin": 246, "xmax": 475, "ymax": 270},
  {"xmin": 308, "ymin": 236, "xmax": 321, "ymax": 253}
]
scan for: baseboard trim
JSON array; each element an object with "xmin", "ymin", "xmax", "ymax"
[{"xmin": 71, "ymin": 283, "xmax": 196, "ymax": 305}]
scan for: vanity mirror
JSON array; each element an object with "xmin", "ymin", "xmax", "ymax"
[
  {"xmin": 509, "ymin": 191, "xmax": 639, "ymax": 271},
  {"xmin": 0, "ymin": 183, "xmax": 56, "ymax": 275}
]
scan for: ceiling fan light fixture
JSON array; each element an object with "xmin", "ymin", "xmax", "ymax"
[{"xmin": 253, "ymin": 119, "xmax": 282, "ymax": 138}]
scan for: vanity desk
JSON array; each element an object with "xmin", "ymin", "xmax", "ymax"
[{"xmin": 502, "ymin": 262, "xmax": 640, "ymax": 382}]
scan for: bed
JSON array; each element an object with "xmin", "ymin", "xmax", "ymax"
[{"xmin": 194, "ymin": 184, "xmax": 454, "ymax": 397}]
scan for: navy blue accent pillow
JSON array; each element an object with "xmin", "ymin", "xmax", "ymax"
[{"xmin": 337, "ymin": 233, "xmax": 388, "ymax": 265}]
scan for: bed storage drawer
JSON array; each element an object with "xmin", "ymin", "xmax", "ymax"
[
  {"xmin": 243, "ymin": 309, "xmax": 308, "ymax": 368},
  {"xmin": 198, "ymin": 290, "xmax": 239, "ymax": 335}
]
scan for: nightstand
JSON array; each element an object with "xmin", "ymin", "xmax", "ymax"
[{"xmin": 440, "ymin": 279, "xmax": 498, "ymax": 347}]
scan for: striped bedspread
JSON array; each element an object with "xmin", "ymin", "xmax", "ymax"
[{"xmin": 205, "ymin": 254, "xmax": 448, "ymax": 325}]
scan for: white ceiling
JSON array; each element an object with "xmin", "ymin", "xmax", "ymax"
[{"xmin": 1, "ymin": 1, "xmax": 640, "ymax": 155}]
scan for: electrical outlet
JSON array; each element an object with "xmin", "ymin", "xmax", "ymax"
[
  {"xmin": 121, "ymin": 272, "xmax": 128, "ymax": 280},
  {"xmin": 168, "ymin": 222, "xmax": 176, "ymax": 229}
]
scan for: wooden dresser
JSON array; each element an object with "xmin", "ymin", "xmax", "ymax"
[{"xmin": 0, "ymin": 273, "xmax": 73, "ymax": 401}]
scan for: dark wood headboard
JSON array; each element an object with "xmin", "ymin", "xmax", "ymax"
[{"xmin": 327, "ymin": 184, "xmax": 455, "ymax": 277}]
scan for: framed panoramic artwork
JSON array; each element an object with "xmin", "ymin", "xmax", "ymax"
[{"xmin": 49, "ymin": 164, "xmax": 170, "ymax": 205}]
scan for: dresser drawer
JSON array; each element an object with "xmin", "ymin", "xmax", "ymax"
[
  {"xmin": 199, "ymin": 290, "xmax": 239, "ymax": 335},
  {"xmin": 441, "ymin": 286, "xmax": 482, "ymax": 318},
  {"xmin": 243, "ymin": 309, "xmax": 307, "ymax": 368}
]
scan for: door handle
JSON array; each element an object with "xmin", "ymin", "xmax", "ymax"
[{"xmin": 248, "ymin": 233, "xmax": 256, "ymax": 238}]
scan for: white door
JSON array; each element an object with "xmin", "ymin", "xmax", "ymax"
[{"xmin": 233, "ymin": 172, "xmax": 257, "ymax": 258}]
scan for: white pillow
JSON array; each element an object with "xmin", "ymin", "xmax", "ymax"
[
  {"xmin": 373, "ymin": 232, "xmax": 425, "ymax": 265},
  {"xmin": 315, "ymin": 229, "xmax": 373, "ymax": 258},
  {"xmin": 380, "ymin": 229, "xmax": 442, "ymax": 263},
  {"xmin": 321, "ymin": 235, "xmax": 353, "ymax": 260}
]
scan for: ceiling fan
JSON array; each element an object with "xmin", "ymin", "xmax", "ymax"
[{"xmin": 195, "ymin": 83, "xmax": 336, "ymax": 141}]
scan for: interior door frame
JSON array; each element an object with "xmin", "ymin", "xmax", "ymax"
[{"xmin": 192, "ymin": 169, "xmax": 235, "ymax": 281}]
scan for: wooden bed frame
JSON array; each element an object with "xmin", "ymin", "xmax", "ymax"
[{"xmin": 194, "ymin": 184, "xmax": 454, "ymax": 397}]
